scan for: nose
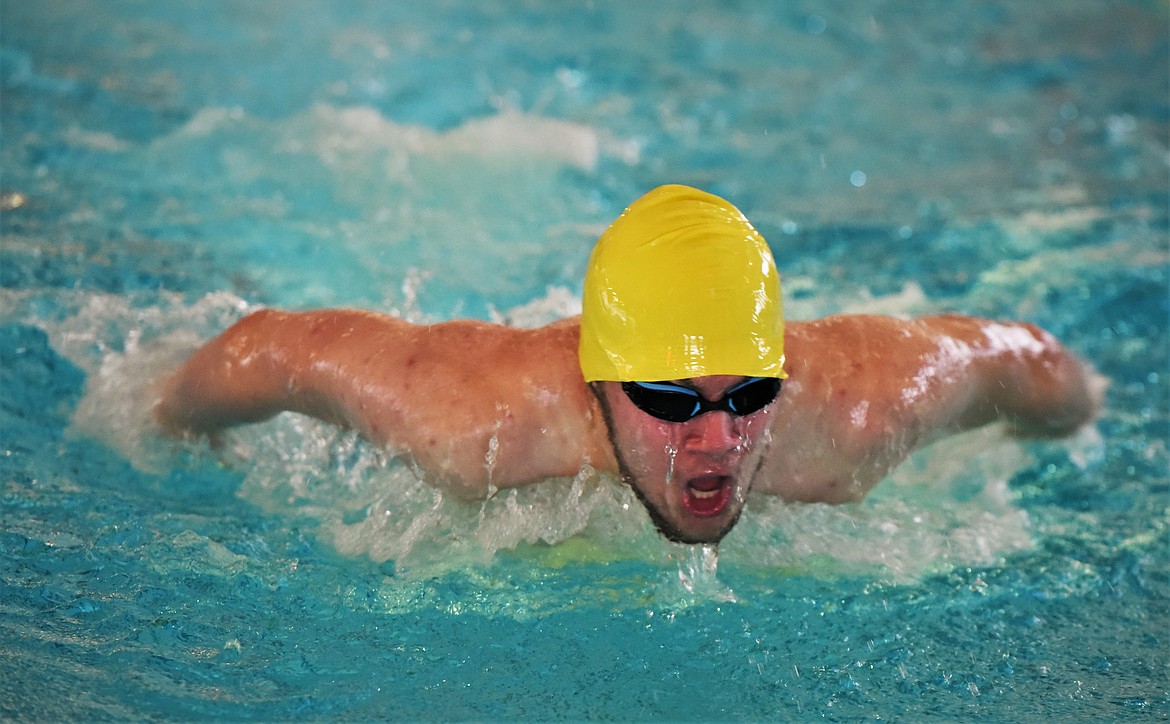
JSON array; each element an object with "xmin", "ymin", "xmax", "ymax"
[{"xmin": 682, "ymin": 411, "xmax": 743, "ymax": 456}]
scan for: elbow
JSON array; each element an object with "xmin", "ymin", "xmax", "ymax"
[
  {"xmin": 1007, "ymin": 358, "xmax": 1107, "ymax": 439},
  {"xmin": 151, "ymin": 309, "xmax": 288, "ymax": 437}
]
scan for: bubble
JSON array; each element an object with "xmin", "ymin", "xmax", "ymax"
[{"xmin": 805, "ymin": 14, "xmax": 827, "ymax": 35}]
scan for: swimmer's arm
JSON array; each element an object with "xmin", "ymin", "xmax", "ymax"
[
  {"xmin": 154, "ymin": 309, "xmax": 364, "ymax": 436},
  {"xmin": 758, "ymin": 315, "xmax": 1101, "ymax": 503},
  {"xmin": 924, "ymin": 315, "xmax": 1104, "ymax": 439},
  {"xmin": 154, "ymin": 310, "xmax": 614, "ymax": 492}
]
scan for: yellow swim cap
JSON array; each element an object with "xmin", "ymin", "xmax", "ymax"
[{"xmin": 579, "ymin": 184, "xmax": 786, "ymax": 382}]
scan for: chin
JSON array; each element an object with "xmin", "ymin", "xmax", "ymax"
[
  {"xmin": 657, "ymin": 523, "xmax": 736, "ymax": 545},
  {"xmin": 664, "ymin": 511, "xmax": 743, "ymax": 545}
]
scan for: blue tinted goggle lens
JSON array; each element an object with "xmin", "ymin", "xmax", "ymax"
[{"xmin": 621, "ymin": 377, "xmax": 781, "ymax": 423}]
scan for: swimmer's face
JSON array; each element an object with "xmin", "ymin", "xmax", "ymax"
[{"xmin": 594, "ymin": 376, "xmax": 778, "ymax": 544}]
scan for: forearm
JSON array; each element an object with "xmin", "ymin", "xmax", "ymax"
[
  {"xmin": 154, "ymin": 310, "xmax": 313, "ymax": 435},
  {"xmin": 978, "ymin": 320, "xmax": 1102, "ymax": 438},
  {"xmin": 893, "ymin": 315, "xmax": 1101, "ymax": 441}
]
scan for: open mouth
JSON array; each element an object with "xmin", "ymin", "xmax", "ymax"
[{"xmin": 682, "ymin": 475, "xmax": 733, "ymax": 517}]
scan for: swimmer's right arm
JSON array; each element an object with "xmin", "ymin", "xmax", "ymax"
[
  {"xmin": 154, "ymin": 309, "xmax": 355, "ymax": 436},
  {"xmin": 154, "ymin": 309, "xmax": 615, "ymax": 492}
]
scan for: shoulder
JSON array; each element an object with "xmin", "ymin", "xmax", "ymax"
[
  {"xmin": 418, "ymin": 316, "xmax": 581, "ymax": 367},
  {"xmin": 782, "ymin": 315, "xmax": 929, "ymax": 419},
  {"xmin": 784, "ymin": 315, "xmax": 934, "ymax": 382},
  {"xmin": 779, "ymin": 313, "xmax": 1004, "ymax": 435}
]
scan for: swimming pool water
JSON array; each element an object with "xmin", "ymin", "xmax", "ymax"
[{"xmin": 2, "ymin": 1, "xmax": 1167, "ymax": 720}]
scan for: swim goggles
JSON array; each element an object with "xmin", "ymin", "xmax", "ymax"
[{"xmin": 620, "ymin": 377, "xmax": 781, "ymax": 423}]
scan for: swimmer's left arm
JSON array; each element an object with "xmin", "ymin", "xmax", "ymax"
[
  {"xmin": 901, "ymin": 314, "xmax": 1103, "ymax": 440},
  {"xmin": 759, "ymin": 314, "xmax": 1103, "ymax": 503},
  {"xmin": 962, "ymin": 316, "xmax": 1104, "ymax": 438}
]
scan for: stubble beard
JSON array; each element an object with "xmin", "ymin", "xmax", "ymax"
[
  {"xmin": 619, "ymin": 453, "xmax": 748, "ymax": 544},
  {"xmin": 593, "ymin": 385, "xmax": 755, "ymax": 545}
]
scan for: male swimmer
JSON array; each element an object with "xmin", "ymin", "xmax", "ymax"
[{"xmin": 155, "ymin": 185, "xmax": 1100, "ymax": 544}]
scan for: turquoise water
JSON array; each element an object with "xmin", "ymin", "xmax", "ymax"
[{"xmin": 2, "ymin": 1, "xmax": 1167, "ymax": 719}]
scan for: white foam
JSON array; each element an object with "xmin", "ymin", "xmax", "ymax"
[
  {"xmin": 488, "ymin": 285, "xmax": 581, "ymax": 328},
  {"xmin": 63, "ymin": 126, "xmax": 130, "ymax": 152},
  {"xmin": 431, "ymin": 109, "xmax": 599, "ymax": 171},
  {"xmin": 723, "ymin": 425, "xmax": 1035, "ymax": 583},
  {"xmin": 227, "ymin": 415, "xmax": 666, "ymax": 575},
  {"xmin": 276, "ymin": 102, "xmax": 599, "ymax": 177},
  {"xmin": 784, "ymin": 280, "xmax": 930, "ymax": 321},
  {"xmin": 8, "ymin": 289, "xmax": 256, "ymax": 471}
]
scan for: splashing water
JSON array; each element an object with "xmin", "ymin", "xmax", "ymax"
[{"xmin": 666, "ymin": 543, "xmax": 737, "ymax": 607}]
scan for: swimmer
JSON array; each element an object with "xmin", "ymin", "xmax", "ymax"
[{"xmin": 155, "ymin": 185, "xmax": 1101, "ymax": 544}]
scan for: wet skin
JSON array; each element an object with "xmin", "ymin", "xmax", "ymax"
[
  {"xmin": 156, "ymin": 310, "xmax": 1101, "ymax": 545},
  {"xmin": 593, "ymin": 376, "xmax": 778, "ymax": 544}
]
